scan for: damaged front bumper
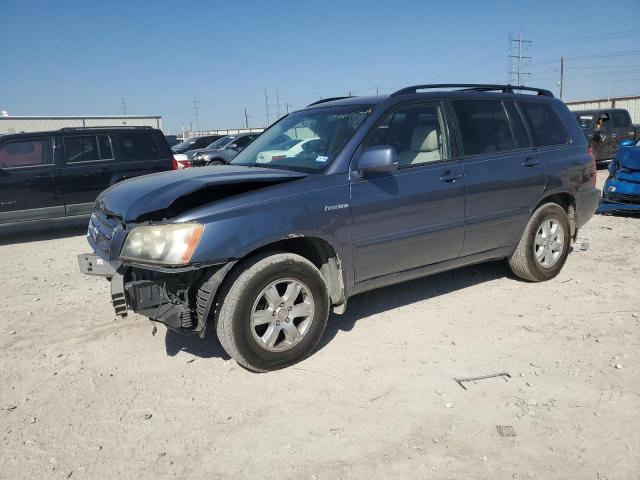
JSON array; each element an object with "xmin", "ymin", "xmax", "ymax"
[
  {"xmin": 597, "ymin": 177, "xmax": 640, "ymax": 214},
  {"xmin": 78, "ymin": 252, "xmax": 234, "ymax": 335}
]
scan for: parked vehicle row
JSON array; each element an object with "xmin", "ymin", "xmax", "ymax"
[{"xmin": 78, "ymin": 83, "xmax": 600, "ymax": 372}]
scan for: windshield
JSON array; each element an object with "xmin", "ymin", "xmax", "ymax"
[
  {"xmin": 206, "ymin": 136, "xmax": 235, "ymax": 149},
  {"xmin": 574, "ymin": 113, "xmax": 594, "ymax": 128},
  {"xmin": 231, "ymin": 105, "xmax": 373, "ymax": 172}
]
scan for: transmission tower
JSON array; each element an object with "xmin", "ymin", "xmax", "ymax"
[
  {"xmin": 509, "ymin": 32, "xmax": 532, "ymax": 85},
  {"xmin": 192, "ymin": 97, "xmax": 200, "ymax": 131}
]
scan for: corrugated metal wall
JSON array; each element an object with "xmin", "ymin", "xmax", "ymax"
[
  {"xmin": 0, "ymin": 116, "xmax": 162, "ymax": 134},
  {"xmin": 566, "ymin": 96, "xmax": 640, "ymax": 124}
]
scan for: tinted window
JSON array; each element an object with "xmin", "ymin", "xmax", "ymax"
[
  {"xmin": 452, "ymin": 100, "xmax": 515, "ymax": 155},
  {"xmin": 234, "ymin": 136, "xmax": 253, "ymax": 148},
  {"xmin": 0, "ymin": 139, "xmax": 52, "ymax": 168},
  {"xmin": 65, "ymin": 136, "xmax": 99, "ymax": 163},
  {"xmin": 119, "ymin": 133, "xmax": 160, "ymax": 159},
  {"xmin": 611, "ymin": 110, "xmax": 631, "ymax": 127},
  {"xmin": 366, "ymin": 103, "xmax": 448, "ymax": 167},
  {"xmin": 97, "ymin": 135, "xmax": 113, "ymax": 159},
  {"xmin": 505, "ymin": 102, "xmax": 531, "ymax": 148},
  {"xmin": 519, "ymin": 101, "xmax": 569, "ymax": 147}
]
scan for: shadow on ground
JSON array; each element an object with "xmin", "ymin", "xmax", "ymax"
[
  {"xmin": 0, "ymin": 217, "xmax": 89, "ymax": 246},
  {"xmin": 165, "ymin": 328, "xmax": 231, "ymax": 360},
  {"xmin": 164, "ymin": 260, "xmax": 510, "ymax": 362}
]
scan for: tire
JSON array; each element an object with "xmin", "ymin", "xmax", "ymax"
[
  {"xmin": 215, "ymin": 252, "xmax": 329, "ymax": 372},
  {"xmin": 508, "ymin": 203, "xmax": 571, "ymax": 282},
  {"xmin": 208, "ymin": 159, "xmax": 225, "ymax": 166}
]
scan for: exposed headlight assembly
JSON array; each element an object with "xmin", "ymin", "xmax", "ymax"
[{"xmin": 120, "ymin": 223, "xmax": 204, "ymax": 265}]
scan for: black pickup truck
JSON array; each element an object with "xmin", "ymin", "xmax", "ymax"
[{"xmin": 573, "ymin": 108, "xmax": 638, "ymax": 162}]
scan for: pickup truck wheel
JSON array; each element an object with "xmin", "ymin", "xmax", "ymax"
[
  {"xmin": 508, "ymin": 203, "xmax": 571, "ymax": 282},
  {"xmin": 215, "ymin": 252, "xmax": 329, "ymax": 372}
]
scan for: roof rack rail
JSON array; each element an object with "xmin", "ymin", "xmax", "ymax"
[
  {"xmin": 391, "ymin": 84, "xmax": 554, "ymax": 97},
  {"xmin": 58, "ymin": 125, "xmax": 154, "ymax": 131},
  {"xmin": 307, "ymin": 96, "xmax": 354, "ymax": 107}
]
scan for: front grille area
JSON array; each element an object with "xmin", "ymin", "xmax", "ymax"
[
  {"xmin": 604, "ymin": 193, "xmax": 640, "ymax": 205},
  {"xmin": 87, "ymin": 210, "xmax": 120, "ymax": 257}
]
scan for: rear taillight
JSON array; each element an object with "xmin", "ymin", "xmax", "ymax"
[
  {"xmin": 588, "ymin": 147, "xmax": 596, "ymax": 187},
  {"xmin": 172, "ymin": 155, "xmax": 191, "ymax": 169},
  {"xmin": 272, "ymin": 155, "xmax": 286, "ymax": 161}
]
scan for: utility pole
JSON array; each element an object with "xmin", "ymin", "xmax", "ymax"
[
  {"xmin": 509, "ymin": 31, "xmax": 532, "ymax": 85},
  {"xmin": 120, "ymin": 97, "xmax": 127, "ymax": 115},
  {"xmin": 285, "ymin": 102, "xmax": 290, "ymax": 114},
  {"xmin": 244, "ymin": 108, "xmax": 249, "ymax": 129},
  {"xmin": 275, "ymin": 89, "xmax": 281, "ymax": 118},
  {"xmin": 559, "ymin": 56, "xmax": 564, "ymax": 100},
  {"xmin": 264, "ymin": 89, "xmax": 270, "ymax": 126},
  {"xmin": 192, "ymin": 97, "xmax": 200, "ymax": 131}
]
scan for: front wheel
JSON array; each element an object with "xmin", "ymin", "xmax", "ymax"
[
  {"xmin": 215, "ymin": 252, "xmax": 329, "ymax": 372},
  {"xmin": 508, "ymin": 203, "xmax": 571, "ymax": 282}
]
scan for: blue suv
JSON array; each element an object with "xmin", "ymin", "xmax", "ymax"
[{"xmin": 78, "ymin": 84, "xmax": 600, "ymax": 371}]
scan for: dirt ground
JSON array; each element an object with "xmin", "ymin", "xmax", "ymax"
[{"xmin": 1, "ymin": 170, "xmax": 638, "ymax": 480}]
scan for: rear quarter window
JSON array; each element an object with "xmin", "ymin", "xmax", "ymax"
[
  {"xmin": 611, "ymin": 110, "xmax": 631, "ymax": 128},
  {"xmin": 518, "ymin": 101, "xmax": 570, "ymax": 147},
  {"xmin": 119, "ymin": 132, "xmax": 160, "ymax": 160}
]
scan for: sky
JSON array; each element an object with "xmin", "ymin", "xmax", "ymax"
[{"xmin": 1, "ymin": 0, "xmax": 639, "ymax": 133}]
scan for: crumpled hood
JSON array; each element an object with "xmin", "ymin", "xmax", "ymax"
[
  {"xmin": 96, "ymin": 166, "xmax": 307, "ymax": 222},
  {"xmin": 617, "ymin": 146, "xmax": 640, "ymax": 170}
]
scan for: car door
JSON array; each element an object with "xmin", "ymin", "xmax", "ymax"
[
  {"xmin": 594, "ymin": 112, "xmax": 616, "ymax": 159},
  {"xmin": 350, "ymin": 101, "xmax": 466, "ymax": 283},
  {"xmin": 0, "ymin": 136, "xmax": 63, "ymax": 224},
  {"xmin": 60, "ymin": 133, "xmax": 118, "ymax": 215},
  {"xmin": 610, "ymin": 110, "xmax": 636, "ymax": 149},
  {"xmin": 452, "ymin": 99, "xmax": 547, "ymax": 256}
]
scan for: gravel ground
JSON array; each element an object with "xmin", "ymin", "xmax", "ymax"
[{"xmin": 1, "ymin": 171, "xmax": 639, "ymax": 479}]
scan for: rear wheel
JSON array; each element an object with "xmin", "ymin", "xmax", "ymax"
[
  {"xmin": 215, "ymin": 252, "xmax": 329, "ymax": 372},
  {"xmin": 208, "ymin": 159, "xmax": 225, "ymax": 166},
  {"xmin": 508, "ymin": 203, "xmax": 571, "ymax": 282}
]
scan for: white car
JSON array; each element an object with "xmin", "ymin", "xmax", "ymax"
[{"xmin": 256, "ymin": 137, "xmax": 320, "ymax": 163}]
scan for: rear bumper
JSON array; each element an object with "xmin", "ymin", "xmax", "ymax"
[{"xmin": 575, "ymin": 187, "xmax": 601, "ymax": 228}]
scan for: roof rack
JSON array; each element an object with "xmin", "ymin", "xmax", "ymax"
[
  {"xmin": 58, "ymin": 125, "xmax": 154, "ymax": 131},
  {"xmin": 391, "ymin": 84, "xmax": 554, "ymax": 97},
  {"xmin": 307, "ymin": 96, "xmax": 354, "ymax": 107}
]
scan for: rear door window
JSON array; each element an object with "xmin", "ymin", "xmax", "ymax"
[
  {"xmin": 119, "ymin": 132, "xmax": 160, "ymax": 160},
  {"xmin": 611, "ymin": 110, "xmax": 631, "ymax": 128},
  {"xmin": 518, "ymin": 101, "xmax": 569, "ymax": 147},
  {"xmin": 65, "ymin": 136, "xmax": 100, "ymax": 163},
  {"xmin": 451, "ymin": 100, "xmax": 516, "ymax": 156},
  {"xmin": 0, "ymin": 138, "xmax": 53, "ymax": 168},
  {"xmin": 97, "ymin": 135, "xmax": 114, "ymax": 159}
]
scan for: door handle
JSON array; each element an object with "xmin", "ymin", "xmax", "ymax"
[
  {"xmin": 35, "ymin": 173, "xmax": 53, "ymax": 179},
  {"xmin": 522, "ymin": 157, "xmax": 540, "ymax": 167},
  {"xmin": 438, "ymin": 171, "xmax": 463, "ymax": 183},
  {"xmin": 98, "ymin": 168, "xmax": 111, "ymax": 173}
]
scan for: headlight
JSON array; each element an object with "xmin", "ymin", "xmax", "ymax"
[{"xmin": 120, "ymin": 223, "xmax": 204, "ymax": 265}]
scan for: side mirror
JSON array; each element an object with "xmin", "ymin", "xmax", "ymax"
[
  {"xmin": 228, "ymin": 143, "xmax": 239, "ymax": 150},
  {"xmin": 358, "ymin": 146, "xmax": 398, "ymax": 175}
]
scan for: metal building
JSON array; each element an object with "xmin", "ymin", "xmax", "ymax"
[
  {"xmin": 0, "ymin": 115, "xmax": 162, "ymax": 134},
  {"xmin": 565, "ymin": 95, "xmax": 640, "ymax": 124}
]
